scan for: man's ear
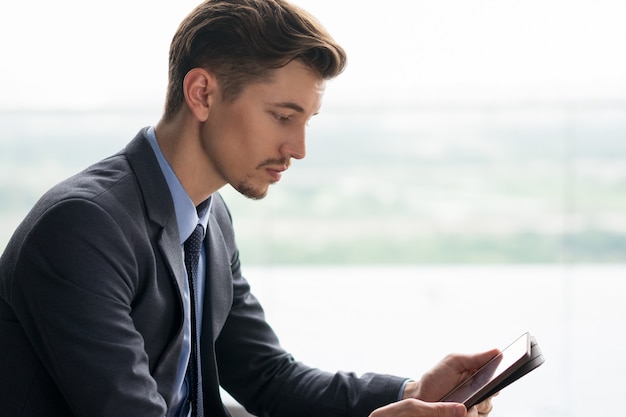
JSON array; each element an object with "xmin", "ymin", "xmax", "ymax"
[{"xmin": 183, "ymin": 68, "xmax": 218, "ymax": 122}]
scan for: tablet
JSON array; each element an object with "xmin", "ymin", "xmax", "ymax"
[{"xmin": 439, "ymin": 332, "xmax": 544, "ymax": 408}]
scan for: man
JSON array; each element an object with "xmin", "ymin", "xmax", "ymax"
[{"xmin": 0, "ymin": 1, "xmax": 498, "ymax": 416}]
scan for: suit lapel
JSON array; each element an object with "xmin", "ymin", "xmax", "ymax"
[
  {"xmin": 204, "ymin": 213, "xmax": 233, "ymax": 341},
  {"xmin": 198, "ymin": 212, "xmax": 233, "ymax": 416},
  {"xmin": 125, "ymin": 129, "xmax": 187, "ymax": 295},
  {"xmin": 157, "ymin": 220, "xmax": 186, "ymax": 292}
]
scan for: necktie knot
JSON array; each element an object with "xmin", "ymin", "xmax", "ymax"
[{"xmin": 185, "ymin": 224, "xmax": 204, "ymax": 255}]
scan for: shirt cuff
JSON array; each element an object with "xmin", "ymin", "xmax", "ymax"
[{"xmin": 398, "ymin": 378, "xmax": 414, "ymax": 401}]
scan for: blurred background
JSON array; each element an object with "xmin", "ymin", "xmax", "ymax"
[{"xmin": 1, "ymin": 1, "xmax": 625, "ymax": 416}]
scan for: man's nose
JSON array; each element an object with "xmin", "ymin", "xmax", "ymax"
[{"xmin": 281, "ymin": 126, "xmax": 306, "ymax": 160}]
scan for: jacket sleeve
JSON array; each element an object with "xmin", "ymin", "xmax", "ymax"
[
  {"xmin": 6, "ymin": 197, "xmax": 167, "ymax": 417},
  {"xmin": 212, "ymin": 195, "xmax": 406, "ymax": 417}
]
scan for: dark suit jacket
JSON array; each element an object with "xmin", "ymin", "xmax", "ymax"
[{"xmin": 0, "ymin": 129, "xmax": 405, "ymax": 417}]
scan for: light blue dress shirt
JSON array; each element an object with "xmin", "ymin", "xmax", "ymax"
[{"xmin": 146, "ymin": 126, "xmax": 211, "ymax": 417}]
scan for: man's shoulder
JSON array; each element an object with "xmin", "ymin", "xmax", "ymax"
[
  {"xmin": 44, "ymin": 129, "xmax": 153, "ymax": 207},
  {"xmin": 47, "ymin": 152, "xmax": 135, "ymax": 205},
  {"xmin": 26, "ymin": 133, "xmax": 154, "ymax": 228}
]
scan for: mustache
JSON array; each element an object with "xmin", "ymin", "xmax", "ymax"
[{"xmin": 257, "ymin": 157, "xmax": 291, "ymax": 169}]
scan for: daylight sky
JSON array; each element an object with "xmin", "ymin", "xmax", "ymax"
[{"xmin": 1, "ymin": 0, "xmax": 625, "ymax": 110}]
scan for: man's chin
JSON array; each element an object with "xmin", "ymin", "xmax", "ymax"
[
  {"xmin": 235, "ymin": 183, "xmax": 269, "ymax": 201},
  {"xmin": 244, "ymin": 192, "xmax": 268, "ymax": 201}
]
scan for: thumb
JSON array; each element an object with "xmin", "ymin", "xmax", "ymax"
[{"xmin": 458, "ymin": 348, "xmax": 501, "ymax": 372}]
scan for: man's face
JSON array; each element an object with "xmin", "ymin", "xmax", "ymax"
[{"xmin": 202, "ymin": 60, "xmax": 326, "ymax": 200}]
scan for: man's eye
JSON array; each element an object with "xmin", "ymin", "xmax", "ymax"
[{"xmin": 274, "ymin": 113, "xmax": 291, "ymax": 122}]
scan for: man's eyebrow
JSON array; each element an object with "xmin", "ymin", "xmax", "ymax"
[{"xmin": 270, "ymin": 101, "xmax": 305, "ymax": 113}]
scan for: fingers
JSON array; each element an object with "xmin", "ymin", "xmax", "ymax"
[
  {"xmin": 368, "ymin": 394, "xmax": 498, "ymax": 417},
  {"xmin": 370, "ymin": 399, "xmax": 468, "ymax": 417},
  {"xmin": 466, "ymin": 406, "xmax": 478, "ymax": 417},
  {"xmin": 476, "ymin": 392, "xmax": 498, "ymax": 416},
  {"xmin": 476, "ymin": 399, "xmax": 492, "ymax": 415}
]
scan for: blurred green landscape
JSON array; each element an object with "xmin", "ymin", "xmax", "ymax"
[{"xmin": 2, "ymin": 102, "xmax": 625, "ymax": 264}]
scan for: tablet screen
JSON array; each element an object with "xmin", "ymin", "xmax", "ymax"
[{"xmin": 440, "ymin": 332, "xmax": 530, "ymax": 405}]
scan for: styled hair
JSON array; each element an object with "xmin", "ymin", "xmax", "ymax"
[{"xmin": 163, "ymin": 0, "xmax": 347, "ymax": 119}]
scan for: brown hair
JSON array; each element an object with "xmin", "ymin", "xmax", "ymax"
[{"xmin": 163, "ymin": 0, "xmax": 347, "ymax": 120}]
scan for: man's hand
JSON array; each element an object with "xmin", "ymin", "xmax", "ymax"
[
  {"xmin": 402, "ymin": 349, "xmax": 500, "ymax": 402},
  {"xmin": 369, "ymin": 398, "xmax": 467, "ymax": 417},
  {"xmin": 398, "ymin": 349, "xmax": 500, "ymax": 417},
  {"xmin": 368, "ymin": 396, "xmax": 496, "ymax": 417}
]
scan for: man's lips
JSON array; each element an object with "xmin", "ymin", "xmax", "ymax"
[{"xmin": 265, "ymin": 166, "xmax": 286, "ymax": 182}]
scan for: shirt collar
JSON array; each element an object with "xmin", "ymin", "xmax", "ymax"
[{"xmin": 146, "ymin": 126, "xmax": 211, "ymax": 244}]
